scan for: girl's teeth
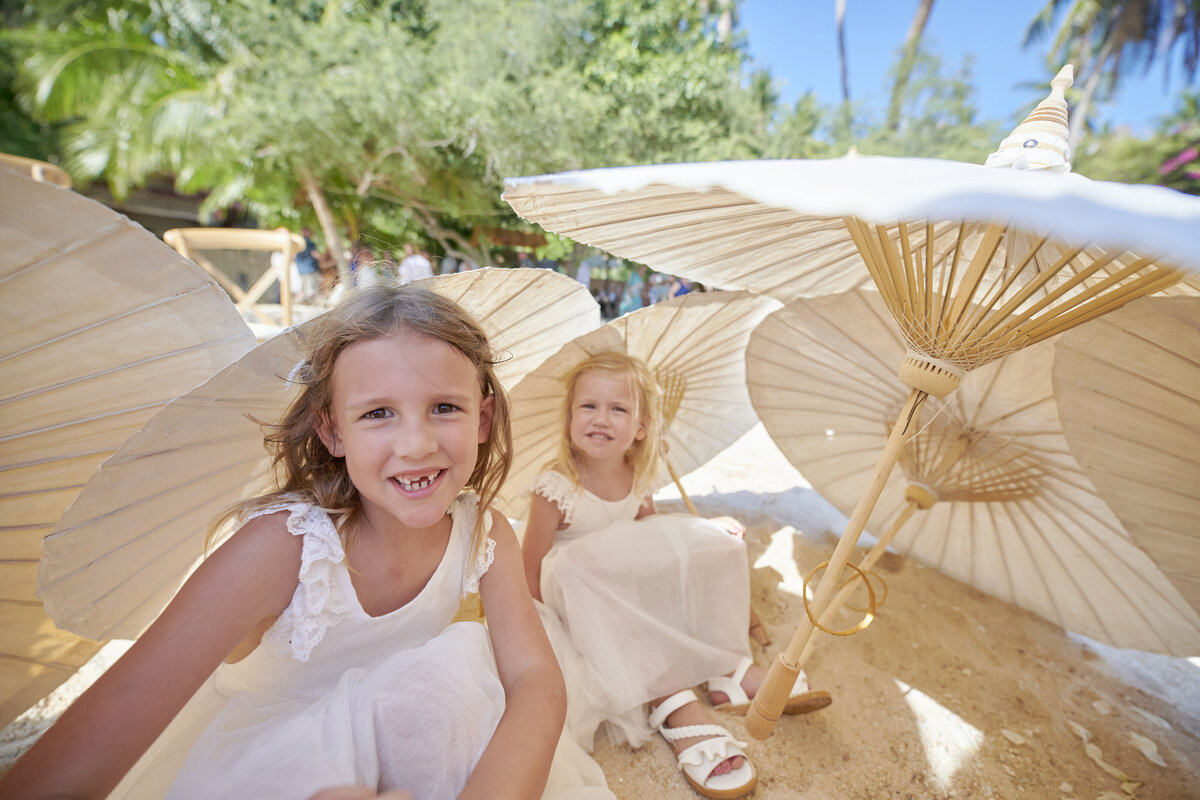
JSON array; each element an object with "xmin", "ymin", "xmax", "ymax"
[{"xmin": 397, "ymin": 471, "xmax": 440, "ymax": 490}]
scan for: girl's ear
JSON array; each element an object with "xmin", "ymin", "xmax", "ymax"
[
  {"xmin": 634, "ymin": 417, "xmax": 648, "ymax": 441},
  {"xmin": 315, "ymin": 413, "xmax": 345, "ymax": 457},
  {"xmin": 478, "ymin": 394, "xmax": 495, "ymax": 444}
]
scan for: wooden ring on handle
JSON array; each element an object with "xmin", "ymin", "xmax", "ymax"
[
  {"xmin": 802, "ymin": 560, "xmax": 877, "ymax": 636},
  {"xmin": 843, "ymin": 570, "xmax": 888, "ymax": 612}
]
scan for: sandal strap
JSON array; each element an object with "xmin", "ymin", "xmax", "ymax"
[
  {"xmin": 648, "ymin": 689, "xmax": 699, "ymax": 730},
  {"xmin": 658, "ymin": 722, "xmax": 733, "ymax": 743},
  {"xmin": 706, "ymin": 657, "xmax": 753, "ymax": 706}
]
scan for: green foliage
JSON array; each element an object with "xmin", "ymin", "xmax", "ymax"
[
  {"xmin": 1074, "ymin": 90, "xmax": 1200, "ymax": 195},
  {"xmin": 819, "ymin": 49, "xmax": 1003, "ymax": 164}
]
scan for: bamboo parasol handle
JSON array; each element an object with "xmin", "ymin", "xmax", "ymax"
[
  {"xmin": 746, "ymin": 387, "xmax": 929, "ymax": 740},
  {"xmin": 795, "ymin": 498, "xmax": 918, "ymax": 667},
  {"xmin": 665, "ymin": 454, "xmax": 700, "ymax": 516}
]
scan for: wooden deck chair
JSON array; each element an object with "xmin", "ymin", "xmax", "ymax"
[
  {"xmin": 0, "ymin": 153, "xmax": 72, "ymax": 188},
  {"xmin": 163, "ymin": 227, "xmax": 305, "ymax": 328}
]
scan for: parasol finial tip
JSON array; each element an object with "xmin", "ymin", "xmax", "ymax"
[
  {"xmin": 1050, "ymin": 64, "xmax": 1074, "ymax": 98},
  {"xmin": 984, "ymin": 65, "xmax": 1073, "ymax": 173}
]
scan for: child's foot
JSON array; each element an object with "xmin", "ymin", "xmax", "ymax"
[
  {"xmin": 708, "ymin": 657, "xmax": 832, "ymax": 716},
  {"xmin": 748, "ymin": 607, "xmax": 772, "ymax": 646},
  {"xmin": 649, "ymin": 692, "xmax": 744, "ymax": 776},
  {"xmin": 648, "ymin": 689, "xmax": 756, "ymax": 798}
]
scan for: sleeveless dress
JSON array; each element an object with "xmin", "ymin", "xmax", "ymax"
[
  {"xmin": 531, "ymin": 470, "xmax": 751, "ymax": 749},
  {"xmin": 109, "ymin": 494, "xmax": 613, "ymax": 800}
]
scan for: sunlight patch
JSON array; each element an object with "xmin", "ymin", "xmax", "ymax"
[
  {"xmin": 895, "ymin": 678, "xmax": 983, "ymax": 790},
  {"xmin": 756, "ymin": 526, "xmax": 809, "ymax": 598}
]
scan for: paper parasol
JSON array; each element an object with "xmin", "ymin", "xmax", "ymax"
[
  {"xmin": 37, "ymin": 268, "xmax": 600, "ymax": 641},
  {"xmin": 504, "ymin": 67, "xmax": 1200, "ymax": 737},
  {"xmin": 1053, "ymin": 295, "xmax": 1200, "ymax": 620},
  {"xmin": 0, "ymin": 166, "xmax": 255, "ymax": 724},
  {"xmin": 745, "ymin": 289, "xmax": 1200, "ymax": 658},
  {"xmin": 496, "ymin": 290, "xmax": 779, "ymax": 520}
]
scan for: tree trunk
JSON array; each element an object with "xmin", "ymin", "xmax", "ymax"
[
  {"xmin": 1070, "ymin": 37, "xmax": 1114, "ymax": 151},
  {"xmin": 886, "ymin": 0, "xmax": 935, "ymax": 132},
  {"xmin": 300, "ymin": 170, "xmax": 350, "ymax": 284},
  {"xmin": 836, "ymin": 0, "xmax": 850, "ymax": 102}
]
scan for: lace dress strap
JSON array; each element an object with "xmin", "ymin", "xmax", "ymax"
[
  {"xmin": 460, "ymin": 494, "xmax": 496, "ymax": 594},
  {"xmin": 529, "ymin": 469, "xmax": 581, "ymax": 526},
  {"xmin": 249, "ymin": 498, "xmax": 355, "ymax": 661}
]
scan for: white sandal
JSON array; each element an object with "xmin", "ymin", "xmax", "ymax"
[
  {"xmin": 708, "ymin": 657, "xmax": 832, "ymax": 716},
  {"xmin": 648, "ymin": 689, "xmax": 757, "ymax": 799}
]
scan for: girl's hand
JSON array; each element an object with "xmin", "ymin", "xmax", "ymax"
[{"xmin": 708, "ymin": 515, "xmax": 746, "ymax": 539}]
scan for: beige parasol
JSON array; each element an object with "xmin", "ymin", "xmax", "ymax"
[
  {"xmin": 504, "ymin": 68, "xmax": 1200, "ymax": 737},
  {"xmin": 746, "ymin": 289, "xmax": 1200, "ymax": 658},
  {"xmin": 37, "ymin": 268, "xmax": 600, "ymax": 642},
  {"xmin": 0, "ymin": 166, "xmax": 255, "ymax": 725},
  {"xmin": 1053, "ymin": 294, "xmax": 1200, "ymax": 620},
  {"xmin": 495, "ymin": 290, "xmax": 779, "ymax": 521}
]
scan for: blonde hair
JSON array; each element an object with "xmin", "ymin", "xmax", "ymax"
[
  {"xmin": 212, "ymin": 284, "xmax": 512, "ymax": 573},
  {"xmin": 554, "ymin": 351, "xmax": 662, "ymax": 498}
]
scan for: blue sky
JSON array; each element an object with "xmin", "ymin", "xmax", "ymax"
[{"xmin": 739, "ymin": 0, "xmax": 1191, "ymax": 135}]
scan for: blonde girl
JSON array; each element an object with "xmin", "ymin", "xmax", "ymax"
[
  {"xmin": 521, "ymin": 352, "xmax": 784, "ymax": 799},
  {"xmin": 2, "ymin": 285, "xmax": 566, "ymax": 800}
]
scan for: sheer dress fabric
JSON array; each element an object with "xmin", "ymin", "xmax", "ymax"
[
  {"xmin": 109, "ymin": 494, "xmax": 611, "ymax": 799},
  {"xmin": 530, "ymin": 470, "xmax": 751, "ymax": 750}
]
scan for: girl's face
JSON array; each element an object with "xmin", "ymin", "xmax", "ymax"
[
  {"xmin": 317, "ymin": 331, "xmax": 493, "ymax": 532},
  {"xmin": 568, "ymin": 368, "xmax": 646, "ymax": 465}
]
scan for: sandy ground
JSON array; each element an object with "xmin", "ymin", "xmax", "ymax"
[
  {"xmin": 600, "ymin": 425, "xmax": 1200, "ymax": 800},
  {"xmin": 4, "ymin": 425, "xmax": 1198, "ymax": 799}
]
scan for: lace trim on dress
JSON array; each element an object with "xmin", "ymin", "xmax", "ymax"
[
  {"xmin": 529, "ymin": 469, "xmax": 581, "ymax": 526},
  {"xmin": 252, "ymin": 498, "xmax": 355, "ymax": 662},
  {"xmin": 461, "ymin": 495, "xmax": 496, "ymax": 594}
]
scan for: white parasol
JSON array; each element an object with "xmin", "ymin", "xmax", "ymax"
[
  {"xmin": 0, "ymin": 166, "xmax": 255, "ymax": 724},
  {"xmin": 37, "ymin": 268, "xmax": 600, "ymax": 641},
  {"xmin": 503, "ymin": 67, "xmax": 1200, "ymax": 737},
  {"xmin": 1053, "ymin": 294, "xmax": 1200, "ymax": 620},
  {"xmin": 746, "ymin": 289, "xmax": 1200, "ymax": 658},
  {"xmin": 496, "ymin": 290, "xmax": 779, "ymax": 521}
]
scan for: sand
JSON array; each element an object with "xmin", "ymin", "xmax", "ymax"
[{"xmin": 4, "ymin": 425, "xmax": 1198, "ymax": 799}]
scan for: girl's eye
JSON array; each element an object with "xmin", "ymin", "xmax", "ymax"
[
  {"xmin": 363, "ymin": 408, "xmax": 390, "ymax": 420},
  {"xmin": 433, "ymin": 402, "xmax": 460, "ymax": 414}
]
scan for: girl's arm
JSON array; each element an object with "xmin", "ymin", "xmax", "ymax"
[
  {"xmin": 520, "ymin": 493, "xmax": 563, "ymax": 602},
  {"xmin": 0, "ymin": 512, "xmax": 303, "ymax": 800},
  {"xmin": 463, "ymin": 513, "xmax": 566, "ymax": 800}
]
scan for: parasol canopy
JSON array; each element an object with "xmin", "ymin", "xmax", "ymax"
[
  {"xmin": 496, "ymin": 290, "xmax": 779, "ymax": 521},
  {"xmin": 0, "ymin": 166, "xmax": 255, "ymax": 725},
  {"xmin": 37, "ymin": 268, "xmax": 600, "ymax": 641},
  {"xmin": 503, "ymin": 67, "xmax": 1200, "ymax": 738},
  {"xmin": 746, "ymin": 289, "xmax": 1200, "ymax": 657},
  {"xmin": 1053, "ymin": 295, "xmax": 1200, "ymax": 619}
]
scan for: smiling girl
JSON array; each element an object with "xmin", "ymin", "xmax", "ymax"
[{"xmin": 1, "ymin": 285, "xmax": 569, "ymax": 800}]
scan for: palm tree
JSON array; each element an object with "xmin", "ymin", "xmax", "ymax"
[
  {"xmin": 836, "ymin": 0, "xmax": 850, "ymax": 102},
  {"xmin": 1025, "ymin": 0, "xmax": 1200, "ymax": 147},
  {"xmin": 887, "ymin": 0, "xmax": 936, "ymax": 132}
]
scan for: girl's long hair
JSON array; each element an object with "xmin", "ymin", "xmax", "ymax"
[
  {"xmin": 554, "ymin": 351, "xmax": 661, "ymax": 498},
  {"xmin": 211, "ymin": 284, "xmax": 512, "ymax": 573}
]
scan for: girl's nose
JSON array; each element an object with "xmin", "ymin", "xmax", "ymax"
[{"xmin": 396, "ymin": 418, "xmax": 437, "ymax": 458}]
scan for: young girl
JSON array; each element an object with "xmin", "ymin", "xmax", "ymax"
[
  {"xmin": 1, "ymin": 285, "xmax": 568, "ymax": 800},
  {"xmin": 521, "ymin": 352, "xmax": 829, "ymax": 800}
]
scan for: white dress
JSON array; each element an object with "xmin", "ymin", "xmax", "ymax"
[
  {"xmin": 531, "ymin": 470, "xmax": 751, "ymax": 749},
  {"xmin": 110, "ymin": 494, "xmax": 613, "ymax": 800}
]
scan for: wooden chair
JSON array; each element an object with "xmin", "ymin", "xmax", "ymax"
[
  {"xmin": 164, "ymin": 227, "xmax": 305, "ymax": 327},
  {"xmin": 0, "ymin": 153, "xmax": 72, "ymax": 188}
]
